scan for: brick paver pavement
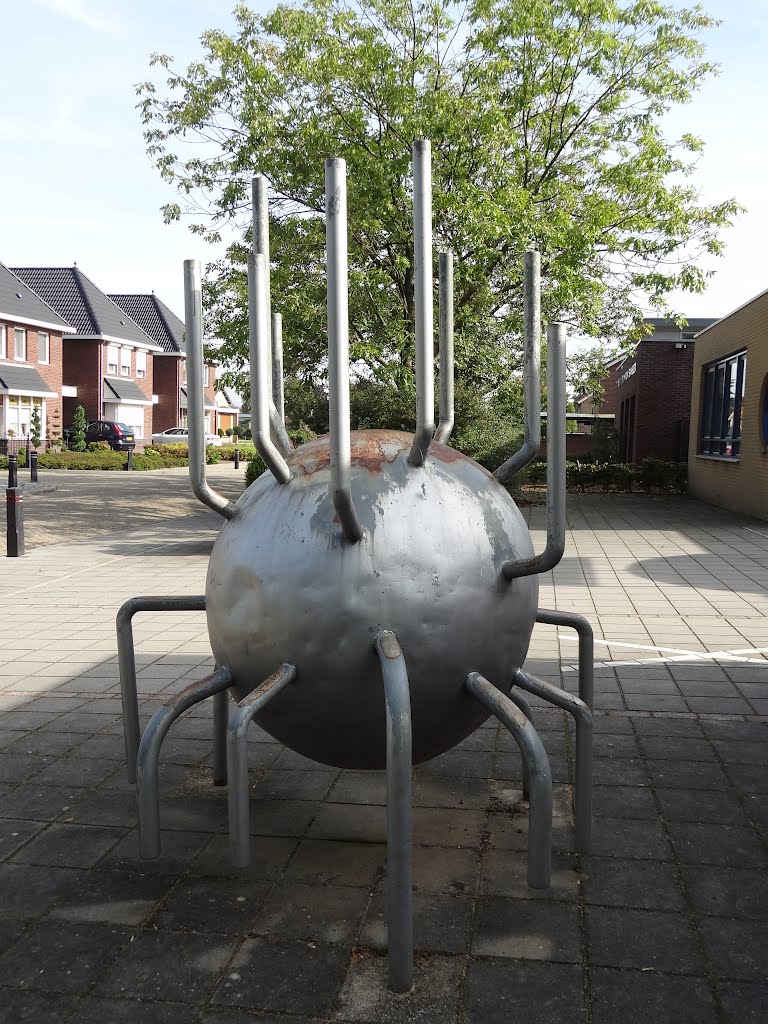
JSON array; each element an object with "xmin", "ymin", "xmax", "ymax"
[{"xmin": 0, "ymin": 479, "xmax": 766, "ymax": 1023}]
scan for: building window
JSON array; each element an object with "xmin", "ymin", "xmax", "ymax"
[
  {"xmin": 14, "ymin": 327, "xmax": 26, "ymax": 361},
  {"xmin": 136, "ymin": 350, "xmax": 147, "ymax": 378},
  {"xmin": 0, "ymin": 325, "xmax": 6, "ymax": 358},
  {"xmin": 107, "ymin": 345, "xmax": 118, "ymax": 374},
  {"xmin": 120, "ymin": 349, "xmax": 131, "ymax": 377},
  {"xmin": 38, "ymin": 331, "xmax": 49, "ymax": 364},
  {"xmin": 699, "ymin": 351, "xmax": 746, "ymax": 458}
]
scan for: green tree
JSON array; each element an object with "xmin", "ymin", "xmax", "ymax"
[
  {"xmin": 30, "ymin": 406, "xmax": 42, "ymax": 449},
  {"xmin": 138, "ymin": 0, "xmax": 739, "ymax": 415},
  {"xmin": 72, "ymin": 404, "xmax": 87, "ymax": 452}
]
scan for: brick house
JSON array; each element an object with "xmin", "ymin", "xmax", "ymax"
[
  {"xmin": 574, "ymin": 317, "xmax": 717, "ymax": 463},
  {"xmin": 0, "ymin": 262, "xmax": 72, "ymax": 451},
  {"xmin": 109, "ymin": 293, "xmax": 238, "ymax": 437},
  {"xmin": 688, "ymin": 291, "xmax": 768, "ymax": 520},
  {"xmin": 10, "ymin": 267, "xmax": 162, "ymax": 444}
]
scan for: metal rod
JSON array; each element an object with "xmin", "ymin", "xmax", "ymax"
[
  {"xmin": 466, "ymin": 672, "xmax": 551, "ymax": 888},
  {"xmin": 508, "ymin": 688, "xmax": 535, "ymax": 800},
  {"xmin": 227, "ymin": 664, "xmax": 297, "ymax": 867},
  {"xmin": 137, "ymin": 666, "xmax": 232, "ymax": 858},
  {"xmin": 325, "ymin": 157, "xmax": 363, "ymax": 543},
  {"xmin": 407, "ymin": 139, "xmax": 435, "ymax": 467},
  {"xmin": 248, "ymin": 253, "xmax": 291, "ymax": 484},
  {"xmin": 502, "ymin": 321, "xmax": 566, "ymax": 580},
  {"xmin": 183, "ymin": 260, "xmax": 237, "ymax": 519},
  {"xmin": 434, "ymin": 252, "xmax": 454, "ymax": 444},
  {"xmin": 116, "ymin": 595, "xmax": 207, "ymax": 784},
  {"xmin": 514, "ymin": 667, "xmax": 593, "ymax": 853},
  {"xmin": 495, "ymin": 251, "xmax": 542, "ymax": 482},
  {"xmin": 375, "ymin": 631, "xmax": 414, "ymax": 993},
  {"xmin": 212, "ymin": 687, "xmax": 229, "ymax": 786},
  {"xmin": 253, "ymin": 174, "xmax": 273, "ymax": 399},
  {"xmin": 271, "ymin": 311, "xmax": 285, "ymax": 427},
  {"xmin": 535, "ymin": 608, "xmax": 594, "ymax": 711}
]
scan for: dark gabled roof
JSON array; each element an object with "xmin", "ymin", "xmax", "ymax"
[
  {"xmin": 0, "ymin": 364, "xmax": 56, "ymax": 395},
  {"xmin": 108, "ymin": 293, "xmax": 186, "ymax": 355},
  {"xmin": 103, "ymin": 376, "xmax": 153, "ymax": 405},
  {"xmin": 0, "ymin": 263, "xmax": 72, "ymax": 331},
  {"xmin": 9, "ymin": 267, "xmax": 159, "ymax": 348}
]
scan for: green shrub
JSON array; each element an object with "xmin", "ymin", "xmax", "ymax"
[
  {"xmin": 245, "ymin": 451, "xmax": 267, "ymax": 487},
  {"xmin": 145, "ymin": 443, "xmax": 189, "ymax": 459},
  {"xmin": 36, "ymin": 450, "xmax": 126, "ymax": 470},
  {"xmin": 131, "ymin": 453, "xmax": 187, "ymax": 470},
  {"xmin": 637, "ymin": 458, "xmax": 687, "ymax": 494},
  {"xmin": 72, "ymin": 404, "xmax": 87, "ymax": 452},
  {"xmin": 218, "ymin": 443, "xmax": 257, "ymax": 461},
  {"xmin": 225, "ymin": 427, "xmax": 234, "ymax": 437},
  {"xmin": 30, "ymin": 406, "xmax": 42, "ymax": 449},
  {"xmin": 205, "ymin": 444, "xmax": 221, "ymax": 464}
]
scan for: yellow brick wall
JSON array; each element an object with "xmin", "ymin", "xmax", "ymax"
[{"xmin": 688, "ymin": 289, "xmax": 768, "ymax": 520}]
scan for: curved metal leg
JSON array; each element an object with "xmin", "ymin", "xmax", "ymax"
[
  {"xmin": 137, "ymin": 666, "xmax": 231, "ymax": 858},
  {"xmin": 375, "ymin": 631, "xmax": 413, "ymax": 994},
  {"xmin": 514, "ymin": 667, "xmax": 593, "ymax": 853},
  {"xmin": 535, "ymin": 608, "xmax": 594, "ymax": 711},
  {"xmin": 508, "ymin": 688, "xmax": 535, "ymax": 801},
  {"xmin": 227, "ymin": 664, "xmax": 297, "ymax": 868},
  {"xmin": 213, "ymin": 687, "xmax": 229, "ymax": 786},
  {"xmin": 116, "ymin": 595, "xmax": 206, "ymax": 783},
  {"xmin": 467, "ymin": 672, "xmax": 552, "ymax": 889}
]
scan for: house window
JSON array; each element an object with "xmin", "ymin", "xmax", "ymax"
[
  {"xmin": 14, "ymin": 327, "xmax": 26, "ymax": 361},
  {"xmin": 699, "ymin": 351, "xmax": 747, "ymax": 458},
  {"xmin": 0, "ymin": 325, "xmax": 6, "ymax": 358},
  {"xmin": 38, "ymin": 331, "xmax": 49, "ymax": 364},
  {"xmin": 107, "ymin": 345, "xmax": 118, "ymax": 374},
  {"xmin": 120, "ymin": 349, "xmax": 131, "ymax": 377},
  {"xmin": 136, "ymin": 351, "xmax": 147, "ymax": 379}
]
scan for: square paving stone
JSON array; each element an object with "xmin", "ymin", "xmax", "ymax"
[
  {"xmin": 623, "ymin": 694, "xmax": 689, "ymax": 713},
  {"xmin": 647, "ymin": 759, "xmax": 730, "ymax": 791},
  {"xmin": 463, "ymin": 958, "xmax": 585, "ymax": 1024},
  {"xmin": 592, "ymin": 758, "xmax": 649, "ymax": 786},
  {"xmin": 698, "ymin": 918, "xmax": 768, "ymax": 982},
  {"xmin": 590, "ymin": 817, "xmax": 672, "ymax": 860},
  {"xmin": 686, "ymin": 696, "xmax": 753, "ymax": 714},
  {"xmin": 190, "ymin": 834, "xmax": 297, "ymax": 881},
  {"xmin": 32, "ymin": 756, "xmax": 122, "ymax": 788},
  {"xmin": 67, "ymin": 789, "xmax": 139, "ymax": 828},
  {"xmin": 153, "ymin": 877, "xmax": 272, "ymax": 933},
  {"xmin": 98, "ymin": 829, "xmax": 212, "ymax": 874},
  {"xmin": 0, "ymin": 863, "xmax": 83, "ymax": 918},
  {"xmin": 593, "ymin": 734, "xmax": 642, "ymax": 758},
  {"xmin": 718, "ymin": 981, "xmax": 768, "ymax": 1023},
  {"xmin": 203, "ymin": 1014, "xmax": 323, "ymax": 1024},
  {"xmin": 253, "ymin": 769, "xmax": 337, "ymax": 801},
  {"xmin": 0, "ymin": 783, "xmax": 85, "ymax": 821},
  {"xmin": 412, "ymin": 774, "xmax": 491, "ymax": 809},
  {"xmin": 70, "ymin": 998, "xmax": 193, "ymax": 1024},
  {"xmin": 682, "ymin": 865, "xmax": 768, "ymax": 920},
  {"xmin": 334, "ymin": 952, "xmax": 463, "ymax": 1024},
  {"xmin": 50, "ymin": 869, "xmax": 174, "ymax": 925},
  {"xmin": 0, "ymin": 916, "xmax": 29, "ymax": 954},
  {"xmin": 10, "ymin": 823, "xmax": 126, "ymax": 868},
  {"xmin": 96, "ymin": 930, "xmax": 236, "ymax": 1002},
  {"xmin": 213, "ymin": 937, "xmax": 349, "ymax": 1016},
  {"xmin": 0, "ymin": 752, "xmax": 47, "ymax": 784},
  {"xmin": 726, "ymin": 763, "xmax": 768, "ymax": 795},
  {"xmin": 410, "ymin": 846, "xmax": 479, "ymax": 896},
  {"xmin": 308, "ymin": 804, "xmax": 386, "ymax": 843},
  {"xmin": 655, "ymin": 787, "xmax": 749, "ymax": 826},
  {"xmin": 639, "ymin": 736, "xmax": 715, "ymax": 761},
  {"xmin": 249, "ymin": 799, "xmax": 320, "ymax": 837},
  {"xmin": 472, "ymin": 897, "xmax": 581, "ymax": 961},
  {"xmin": 0, "ymin": 818, "xmax": 45, "ymax": 861},
  {"xmin": 0, "ymin": 989, "xmax": 79, "ymax": 1023},
  {"xmin": 285, "ymin": 839, "xmax": 385, "ymax": 888},
  {"xmin": 666, "ymin": 821, "xmax": 768, "ymax": 868},
  {"xmin": 581, "ymin": 858, "xmax": 684, "ymax": 911},
  {"xmin": 481, "ymin": 851, "xmax": 579, "ymax": 901},
  {"xmin": 255, "ymin": 883, "xmax": 370, "ymax": 944},
  {"xmin": 711, "ymin": 740, "xmax": 768, "ymax": 766},
  {"xmin": 634, "ymin": 718, "xmax": 704, "ymax": 738},
  {"xmin": 418, "ymin": 748, "xmax": 493, "ymax": 778},
  {"xmin": 0, "ymin": 920, "xmax": 129, "ymax": 991},
  {"xmin": 590, "ymin": 968, "xmax": 717, "ymax": 1024},
  {"xmin": 360, "ymin": 891, "xmax": 473, "ymax": 953},
  {"xmin": 593, "ymin": 785, "xmax": 658, "ymax": 819},
  {"xmin": 413, "ymin": 807, "xmax": 486, "ymax": 847},
  {"xmin": 701, "ymin": 721, "xmax": 768, "ymax": 742},
  {"xmin": 586, "ymin": 906, "xmax": 702, "ymax": 973}
]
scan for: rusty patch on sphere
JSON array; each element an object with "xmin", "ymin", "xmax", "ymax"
[{"xmin": 288, "ymin": 429, "xmax": 410, "ymax": 476}]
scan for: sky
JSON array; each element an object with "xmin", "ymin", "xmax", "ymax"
[{"xmin": 1, "ymin": 0, "xmax": 767, "ymax": 338}]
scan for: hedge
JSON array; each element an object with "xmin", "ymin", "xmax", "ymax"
[{"xmin": 524, "ymin": 458, "xmax": 687, "ymax": 494}]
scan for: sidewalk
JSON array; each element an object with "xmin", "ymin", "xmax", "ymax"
[{"xmin": 0, "ymin": 486, "xmax": 766, "ymax": 1023}]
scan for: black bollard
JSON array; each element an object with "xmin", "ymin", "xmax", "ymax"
[
  {"xmin": 125, "ymin": 448, "xmax": 134, "ymax": 471},
  {"xmin": 30, "ymin": 451, "xmax": 38, "ymax": 483},
  {"xmin": 6, "ymin": 487, "xmax": 25, "ymax": 557},
  {"xmin": 234, "ymin": 448, "xmax": 240, "ymax": 469},
  {"xmin": 8, "ymin": 454, "xmax": 18, "ymax": 489}
]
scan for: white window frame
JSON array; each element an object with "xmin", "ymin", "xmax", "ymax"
[
  {"xmin": 0, "ymin": 325, "xmax": 6, "ymax": 359},
  {"xmin": 136, "ymin": 350, "xmax": 147, "ymax": 379},
  {"xmin": 120, "ymin": 348, "xmax": 132, "ymax": 377},
  {"xmin": 107, "ymin": 344, "xmax": 118, "ymax": 375},
  {"xmin": 38, "ymin": 331, "xmax": 49, "ymax": 365},
  {"xmin": 14, "ymin": 326, "xmax": 26, "ymax": 361}
]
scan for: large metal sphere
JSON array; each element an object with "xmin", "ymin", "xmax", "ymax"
[{"xmin": 206, "ymin": 430, "xmax": 538, "ymax": 768}]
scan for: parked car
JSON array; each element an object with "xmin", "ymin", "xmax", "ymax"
[
  {"xmin": 63, "ymin": 420, "xmax": 137, "ymax": 451},
  {"xmin": 150, "ymin": 426, "xmax": 222, "ymax": 447}
]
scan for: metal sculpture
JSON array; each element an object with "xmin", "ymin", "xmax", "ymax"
[{"xmin": 117, "ymin": 140, "xmax": 594, "ymax": 994}]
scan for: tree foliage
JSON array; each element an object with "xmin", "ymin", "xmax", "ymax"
[
  {"xmin": 72, "ymin": 405, "xmax": 87, "ymax": 452},
  {"xmin": 138, "ymin": 0, "xmax": 740, "ymax": 414}
]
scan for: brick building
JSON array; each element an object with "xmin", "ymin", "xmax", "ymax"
[
  {"xmin": 576, "ymin": 318, "xmax": 717, "ymax": 463},
  {"xmin": 688, "ymin": 291, "xmax": 768, "ymax": 520},
  {"xmin": 0, "ymin": 263, "xmax": 72, "ymax": 450},
  {"xmin": 11, "ymin": 267, "xmax": 162, "ymax": 444}
]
